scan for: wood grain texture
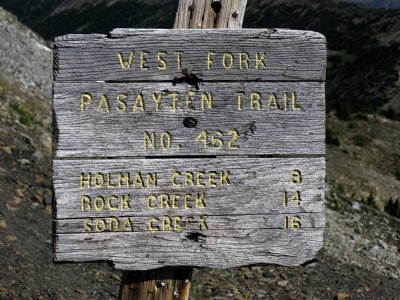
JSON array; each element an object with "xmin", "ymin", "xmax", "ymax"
[
  {"xmin": 53, "ymin": 82, "xmax": 325, "ymax": 158},
  {"xmin": 54, "ymin": 157, "xmax": 324, "ymax": 219},
  {"xmin": 52, "ymin": 27, "xmax": 326, "ymax": 272},
  {"xmin": 53, "ymin": 157, "xmax": 324, "ymax": 270},
  {"xmin": 55, "ymin": 229, "xmax": 324, "ymax": 270},
  {"xmin": 53, "ymin": 29, "xmax": 326, "ymax": 82},
  {"xmin": 119, "ymin": 268, "xmax": 193, "ymax": 300}
]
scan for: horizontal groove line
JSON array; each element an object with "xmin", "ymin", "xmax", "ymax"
[
  {"xmin": 53, "ymin": 154, "xmax": 325, "ymax": 160},
  {"xmin": 55, "ymin": 212, "xmax": 323, "ymax": 221},
  {"xmin": 54, "ymin": 227, "xmax": 325, "ymax": 235},
  {"xmin": 53, "ymin": 80, "xmax": 326, "ymax": 84}
]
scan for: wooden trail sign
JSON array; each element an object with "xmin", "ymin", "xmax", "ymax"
[{"xmin": 53, "ymin": 28, "xmax": 327, "ymax": 271}]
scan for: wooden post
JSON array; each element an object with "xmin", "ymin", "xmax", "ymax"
[
  {"xmin": 119, "ymin": 268, "xmax": 193, "ymax": 299},
  {"xmin": 119, "ymin": 1, "xmax": 247, "ymax": 299},
  {"xmin": 174, "ymin": 0, "xmax": 247, "ymax": 29}
]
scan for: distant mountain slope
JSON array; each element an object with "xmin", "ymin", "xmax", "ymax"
[
  {"xmin": 244, "ymin": 0, "xmax": 400, "ymax": 117},
  {"xmin": 339, "ymin": 0, "xmax": 400, "ymax": 9},
  {"xmin": 0, "ymin": 0, "xmax": 177, "ymax": 39},
  {"xmin": 0, "ymin": 0, "xmax": 399, "ymax": 117},
  {"xmin": 0, "ymin": 6, "xmax": 399, "ymax": 299}
]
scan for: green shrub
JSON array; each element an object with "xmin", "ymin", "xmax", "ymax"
[
  {"xmin": 352, "ymin": 134, "xmax": 371, "ymax": 147},
  {"xmin": 355, "ymin": 113, "xmax": 368, "ymax": 121},
  {"xmin": 384, "ymin": 198, "xmax": 400, "ymax": 218},
  {"xmin": 326, "ymin": 128, "xmax": 340, "ymax": 145},
  {"xmin": 363, "ymin": 193, "xmax": 378, "ymax": 210},
  {"xmin": 10, "ymin": 101, "xmax": 35, "ymax": 125}
]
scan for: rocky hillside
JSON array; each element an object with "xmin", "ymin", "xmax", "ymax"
[
  {"xmin": 0, "ymin": 3, "xmax": 399, "ymax": 300},
  {"xmin": 0, "ymin": 8, "xmax": 51, "ymax": 100},
  {"xmin": 0, "ymin": 7, "xmax": 120, "ymax": 299},
  {"xmin": 1, "ymin": 0, "xmax": 399, "ymax": 118}
]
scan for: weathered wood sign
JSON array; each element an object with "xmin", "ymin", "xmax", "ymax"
[{"xmin": 53, "ymin": 29, "xmax": 326, "ymax": 271}]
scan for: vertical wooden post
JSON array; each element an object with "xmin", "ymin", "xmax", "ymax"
[
  {"xmin": 119, "ymin": 1, "xmax": 247, "ymax": 299},
  {"xmin": 119, "ymin": 268, "xmax": 193, "ymax": 299},
  {"xmin": 174, "ymin": 0, "xmax": 247, "ymax": 29}
]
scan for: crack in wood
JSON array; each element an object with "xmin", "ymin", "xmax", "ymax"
[
  {"xmin": 51, "ymin": 108, "xmax": 59, "ymax": 158},
  {"xmin": 172, "ymin": 69, "xmax": 202, "ymax": 90},
  {"xmin": 186, "ymin": 232, "xmax": 207, "ymax": 243}
]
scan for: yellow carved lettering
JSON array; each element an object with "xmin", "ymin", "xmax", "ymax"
[
  {"xmin": 116, "ymin": 93, "xmax": 127, "ymax": 112},
  {"xmin": 237, "ymin": 92, "xmax": 244, "ymax": 111},
  {"xmin": 207, "ymin": 51, "xmax": 216, "ymax": 69},
  {"xmin": 283, "ymin": 92, "xmax": 289, "ymax": 111},
  {"xmin": 153, "ymin": 93, "xmax": 162, "ymax": 111},
  {"xmin": 94, "ymin": 173, "xmax": 104, "ymax": 188},
  {"xmin": 161, "ymin": 132, "xmax": 172, "ymax": 149},
  {"xmin": 95, "ymin": 219, "xmax": 106, "ymax": 232},
  {"xmin": 292, "ymin": 216, "xmax": 301, "ymax": 230},
  {"xmin": 107, "ymin": 195, "xmax": 118, "ymax": 211},
  {"xmin": 250, "ymin": 92, "xmax": 262, "ymax": 110},
  {"xmin": 186, "ymin": 217, "xmax": 194, "ymax": 226},
  {"xmin": 172, "ymin": 171, "xmax": 182, "ymax": 187},
  {"xmin": 208, "ymin": 171, "xmax": 217, "ymax": 187},
  {"xmin": 172, "ymin": 194, "xmax": 179, "ymax": 209},
  {"xmin": 144, "ymin": 132, "xmax": 156, "ymax": 150},
  {"xmin": 80, "ymin": 93, "xmax": 92, "ymax": 112},
  {"xmin": 222, "ymin": 52, "xmax": 234, "ymax": 69},
  {"xmin": 291, "ymin": 191, "xmax": 302, "ymax": 205},
  {"xmin": 146, "ymin": 173, "xmax": 158, "ymax": 187},
  {"xmin": 292, "ymin": 92, "xmax": 300, "ymax": 110},
  {"xmin": 140, "ymin": 51, "xmax": 149, "ymax": 70},
  {"xmin": 83, "ymin": 219, "xmax": 92, "ymax": 232},
  {"xmin": 195, "ymin": 131, "xmax": 208, "ymax": 149},
  {"xmin": 196, "ymin": 193, "xmax": 206, "ymax": 209},
  {"xmin": 197, "ymin": 171, "xmax": 205, "ymax": 187},
  {"xmin": 162, "ymin": 217, "xmax": 172, "ymax": 231},
  {"xmin": 133, "ymin": 94, "xmax": 145, "ymax": 112},
  {"xmin": 118, "ymin": 51, "xmax": 135, "ymax": 69},
  {"xmin": 239, "ymin": 52, "xmax": 250, "ymax": 69},
  {"xmin": 199, "ymin": 215, "xmax": 208, "ymax": 230},
  {"xmin": 184, "ymin": 194, "xmax": 192, "ymax": 209},
  {"xmin": 173, "ymin": 216, "xmax": 183, "ymax": 232},
  {"xmin": 268, "ymin": 93, "xmax": 278, "ymax": 110},
  {"xmin": 94, "ymin": 196, "xmax": 105, "ymax": 211},
  {"xmin": 148, "ymin": 194, "xmax": 157, "ymax": 210},
  {"xmin": 132, "ymin": 172, "xmax": 144, "ymax": 188},
  {"xmin": 118, "ymin": 173, "xmax": 130, "ymax": 188},
  {"xmin": 221, "ymin": 170, "xmax": 231, "ymax": 185},
  {"xmin": 186, "ymin": 91, "xmax": 195, "ymax": 109},
  {"xmin": 122, "ymin": 217, "xmax": 133, "ymax": 231},
  {"xmin": 174, "ymin": 51, "xmax": 183, "ymax": 69},
  {"xmin": 110, "ymin": 217, "xmax": 119, "ymax": 231},
  {"xmin": 149, "ymin": 217, "xmax": 159, "ymax": 232},
  {"xmin": 97, "ymin": 95, "xmax": 110, "ymax": 112},
  {"xmin": 290, "ymin": 170, "xmax": 302, "ymax": 185},
  {"xmin": 201, "ymin": 92, "xmax": 213, "ymax": 110},
  {"xmin": 157, "ymin": 51, "xmax": 167, "ymax": 70},
  {"xmin": 256, "ymin": 52, "xmax": 267, "ymax": 69},
  {"xmin": 283, "ymin": 191, "xmax": 288, "ymax": 207},
  {"xmin": 106, "ymin": 173, "xmax": 116, "ymax": 188},
  {"xmin": 185, "ymin": 172, "xmax": 194, "ymax": 186},
  {"xmin": 80, "ymin": 173, "xmax": 91, "ymax": 188},
  {"xmin": 81, "ymin": 195, "xmax": 91, "ymax": 211},
  {"xmin": 121, "ymin": 194, "xmax": 131, "ymax": 209},
  {"xmin": 170, "ymin": 92, "xmax": 179, "ymax": 110},
  {"xmin": 161, "ymin": 194, "xmax": 170, "ymax": 208}
]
